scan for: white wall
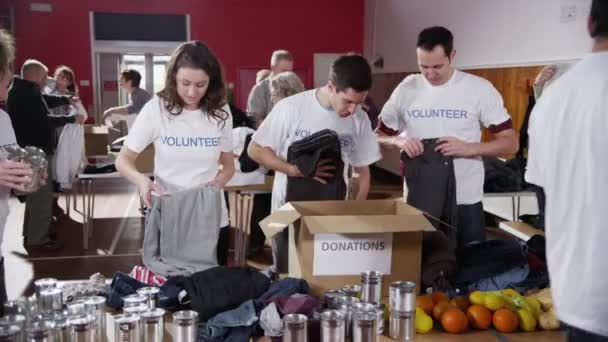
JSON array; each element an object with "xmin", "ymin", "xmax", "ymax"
[{"xmin": 366, "ymin": 0, "xmax": 593, "ymax": 73}]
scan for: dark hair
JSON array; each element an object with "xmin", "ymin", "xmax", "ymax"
[
  {"xmin": 121, "ymin": 69, "xmax": 142, "ymax": 88},
  {"xmin": 590, "ymin": 0, "xmax": 608, "ymax": 38},
  {"xmin": 417, "ymin": 26, "xmax": 454, "ymax": 56},
  {"xmin": 54, "ymin": 65, "xmax": 78, "ymax": 96},
  {"xmin": 0, "ymin": 29, "xmax": 15, "ymax": 79},
  {"xmin": 329, "ymin": 54, "xmax": 372, "ymax": 92},
  {"xmin": 158, "ymin": 41, "xmax": 228, "ymax": 125}
]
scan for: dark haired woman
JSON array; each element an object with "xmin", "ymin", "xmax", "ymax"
[{"xmin": 116, "ymin": 41, "xmax": 234, "ymax": 275}]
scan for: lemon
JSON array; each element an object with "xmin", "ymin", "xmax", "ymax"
[
  {"xmin": 415, "ymin": 308, "xmax": 434, "ymax": 334},
  {"xmin": 484, "ymin": 293, "xmax": 505, "ymax": 311},
  {"xmin": 469, "ymin": 291, "xmax": 486, "ymax": 306},
  {"xmin": 517, "ymin": 309, "xmax": 537, "ymax": 332}
]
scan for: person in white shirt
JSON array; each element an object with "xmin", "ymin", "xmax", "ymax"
[
  {"xmin": 377, "ymin": 26, "xmax": 518, "ymax": 248},
  {"xmin": 0, "ymin": 29, "xmax": 32, "ymax": 308},
  {"xmin": 248, "ymin": 54, "xmax": 382, "ymax": 272},
  {"xmin": 526, "ymin": 1, "xmax": 608, "ymax": 340},
  {"xmin": 115, "ymin": 41, "xmax": 235, "ymax": 262}
]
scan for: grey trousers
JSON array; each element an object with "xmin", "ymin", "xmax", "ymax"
[
  {"xmin": 143, "ymin": 186, "xmax": 222, "ymax": 277},
  {"xmin": 23, "ymin": 155, "xmax": 53, "ymax": 246}
]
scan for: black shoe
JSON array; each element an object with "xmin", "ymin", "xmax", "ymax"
[{"xmin": 26, "ymin": 240, "xmax": 64, "ymax": 252}]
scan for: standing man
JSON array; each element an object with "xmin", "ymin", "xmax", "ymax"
[
  {"xmin": 7, "ymin": 59, "xmax": 84, "ymax": 251},
  {"xmin": 376, "ymin": 26, "xmax": 518, "ymax": 248},
  {"xmin": 103, "ymin": 69, "xmax": 152, "ymax": 129},
  {"xmin": 526, "ymin": 1, "xmax": 608, "ymax": 340},
  {"xmin": 247, "ymin": 50, "xmax": 294, "ymax": 126},
  {"xmin": 248, "ymin": 54, "xmax": 381, "ymax": 272}
]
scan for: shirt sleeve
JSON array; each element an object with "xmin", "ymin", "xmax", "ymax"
[
  {"xmin": 125, "ymin": 98, "xmax": 159, "ymax": 153},
  {"xmin": 350, "ymin": 113, "xmax": 382, "ymax": 167},
  {"xmin": 220, "ymin": 104, "xmax": 233, "ymax": 153},
  {"xmin": 524, "ymin": 102, "xmax": 545, "ymax": 187},
  {"xmin": 127, "ymin": 89, "xmax": 152, "ymax": 114},
  {"xmin": 246, "ymin": 82, "xmax": 269, "ymax": 118},
  {"xmin": 378, "ymin": 81, "xmax": 408, "ymax": 133},
  {"xmin": 251, "ymin": 100, "xmax": 291, "ymax": 154},
  {"xmin": 479, "ymin": 81, "xmax": 512, "ymax": 130}
]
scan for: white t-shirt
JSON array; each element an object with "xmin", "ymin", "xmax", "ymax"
[
  {"xmin": 378, "ymin": 70, "xmax": 511, "ymax": 205},
  {"xmin": 252, "ymin": 89, "xmax": 382, "ymax": 210},
  {"xmin": 0, "ymin": 109, "xmax": 18, "ymax": 254},
  {"xmin": 125, "ymin": 96, "xmax": 233, "ymax": 226},
  {"xmin": 525, "ymin": 52, "xmax": 608, "ymax": 337}
]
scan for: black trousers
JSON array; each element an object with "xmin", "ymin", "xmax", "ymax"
[{"xmin": 457, "ymin": 202, "xmax": 486, "ymax": 247}]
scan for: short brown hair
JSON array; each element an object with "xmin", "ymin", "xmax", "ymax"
[
  {"xmin": 270, "ymin": 50, "xmax": 293, "ymax": 67},
  {"xmin": 54, "ymin": 65, "xmax": 79, "ymax": 96},
  {"xmin": 158, "ymin": 41, "xmax": 228, "ymax": 126},
  {"xmin": 0, "ymin": 29, "xmax": 15, "ymax": 79},
  {"xmin": 121, "ymin": 69, "xmax": 142, "ymax": 87}
]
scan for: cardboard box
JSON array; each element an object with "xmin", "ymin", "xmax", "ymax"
[
  {"xmin": 260, "ymin": 199, "xmax": 435, "ymax": 297},
  {"xmin": 84, "ymin": 125, "xmax": 109, "ymax": 157}
]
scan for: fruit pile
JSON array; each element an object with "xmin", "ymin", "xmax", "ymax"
[{"xmin": 414, "ymin": 288, "xmax": 560, "ymax": 334}]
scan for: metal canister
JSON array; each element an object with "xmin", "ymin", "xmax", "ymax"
[
  {"xmin": 0, "ymin": 315, "xmax": 26, "ymax": 342},
  {"xmin": 140, "ymin": 309, "xmax": 165, "ymax": 342},
  {"xmin": 122, "ymin": 295, "xmax": 147, "ymax": 309},
  {"xmin": 283, "ymin": 314, "xmax": 307, "ymax": 342},
  {"xmin": 342, "ymin": 285, "xmax": 361, "ymax": 299},
  {"xmin": 68, "ymin": 315, "xmax": 96, "ymax": 342},
  {"xmin": 172, "ymin": 310, "xmax": 198, "ymax": 342},
  {"xmin": 123, "ymin": 305, "xmax": 148, "ymax": 317},
  {"xmin": 389, "ymin": 281, "xmax": 416, "ymax": 313},
  {"xmin": 389, "ymin": 311, "xmax": 414, "ymax": 341},
  {"xmin": 3, "ymin": 301, "xmax": 27, "ymax": 318},
  {"xmin": 360, "ymin": 271, "xmax": 383, "ymax": 305},
  {"xmin": 324, "ymin": 290, "xmax": 345, "ymax": 309},
  {"xmin": 84, "ymin": 296, "xmax": 106, "ymax": 341},
  {"xmin": 66, "ymin": 301, "xmax": 87, "ymax": 318},
  {"xmin": 114, "ymin": 314, "xmax": 140, "ymax": 342},
  {"xmin": 337, "ymin": 296, "xmax": 360, "ymax": 338},
  {"xmin": 352, "ymin": 309, "xmax": 377, "ymax": 342},
  {"xmin": 353, "ymin": 303, "xmax": 384, "ymax": 336},
  {"xmin": 320, "ymin": 310, "xmax": 344, "ymax": 342},
  {"xmin": 0, "ymin": 324, "xmax": 20, "ymax": 342},
  {"xmin": 38, "ymin": 288, "xmax": 63, "ymax": 314},
  {"xmin": 5, "ymin": 146, "xmax": 27, "ymax": 162},
  {"xmin": 34, "ymin": 279, "xmax": 57, "ymax": 298},
  {"xmin": 26, "ymin": 320, "xmax": 55, "ymax": 342},
  {"xmin": 52, "ymin": 314, "xmax": 70, "ymax": 342},
  {"xmin": 136, "ymin": 287, "xmax": 160, "ymax": 310}
]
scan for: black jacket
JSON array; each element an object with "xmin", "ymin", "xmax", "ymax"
[{"xmin": 7, "ymin": 77, "xmax": 74, "ymax": 155}]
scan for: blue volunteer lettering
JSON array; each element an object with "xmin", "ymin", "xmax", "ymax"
[
  {"xmin": 160, "ymin": 136, "xmax": 221, "ymax": 147},
  {"xmin": 407, "ymin": 108, "xmax": 468, "ymax": 119}
]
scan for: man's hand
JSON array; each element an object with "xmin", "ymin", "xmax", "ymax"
[
  {"xmin": 394, "ymin": 137, "xmax": 424, "ymax": 158},
  {"xmin": 435, "ymin": 137, "xmax": 479, "ymax": 157},
  {"xmin": 286, "ymin": 159, "xmax": 336, "ymax": 184},
  {"xmin": 0, "ymin": 160, "xmax": 33, "ymax": 192},
  {"xmin": 534, "ymin": 65, "xmax": 558, "ymax": 88}
]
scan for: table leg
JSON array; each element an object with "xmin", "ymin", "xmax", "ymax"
[
  {"xmin": 512, "ymin": 197, "xmax": 517, "ymax": 221},
  {"xmin": 81, "ymin": 179, "xmax": 88, "ymax": 249}
]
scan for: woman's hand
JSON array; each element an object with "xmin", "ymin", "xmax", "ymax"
[{"xmin": 136, "ymin": 176, "xmax": 166, "ymax": 207}]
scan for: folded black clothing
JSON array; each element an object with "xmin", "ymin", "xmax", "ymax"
[
  {"xmin": 177, "ymin": 266, "xmax": 270, "ymax": 322},
  {"xmin": 82, "ymin": 164, "xmax": 116, "ymax": 174},
  {"xmin": 239, "ymin": 134, "xmax": 260, "ymax": 173}
]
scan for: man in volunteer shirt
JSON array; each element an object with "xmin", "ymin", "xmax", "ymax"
[
  {"xmin": 377, "ymin": 26, "xmax": 518, "ymax": 248},
  {"xmin": 526, "ymin": 1, "xmax": 608, "ymax": 339},
  {"xmin": 248, "ymin": 54, "xmax": 381, "ymax": 272}
]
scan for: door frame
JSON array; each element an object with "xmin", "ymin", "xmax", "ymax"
[{"xmin": 89, "ymin": 11, "xmax": 190, "ymax": 122}]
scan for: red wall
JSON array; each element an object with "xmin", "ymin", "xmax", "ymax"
[{"xmin": 12, "ymin": 0, "xmax": 364, "ymax": 116}]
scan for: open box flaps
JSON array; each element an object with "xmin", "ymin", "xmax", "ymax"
[{"xmin": 259, "ymin": 199, "xmax": 435, "ymax": 297}]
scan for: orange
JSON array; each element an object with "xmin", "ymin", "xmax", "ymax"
[
  {"xmin": 493, "ymin": 309, "xmax": 519, "ymax": 333},
  {"xmin": 450, "ymin": 296, "xmax": 470, "ymax": 311},
  {"xmin": 432, "ymin": 291, "xmax": 449, "ymax": 304},
  {"xmin": 433, "ymin": 301, "xmax": 455, "ymax": 321},
  {"xmin": 466, "ymin": 305, "xmax": 492, "ymax": 330},
  {"xmin": 416, "ymin": 295, "xmax": 435, "ymax": 316},
  {"xmin": 440, "ymin": 308, "xmax": 469, "ymax": 334}
]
